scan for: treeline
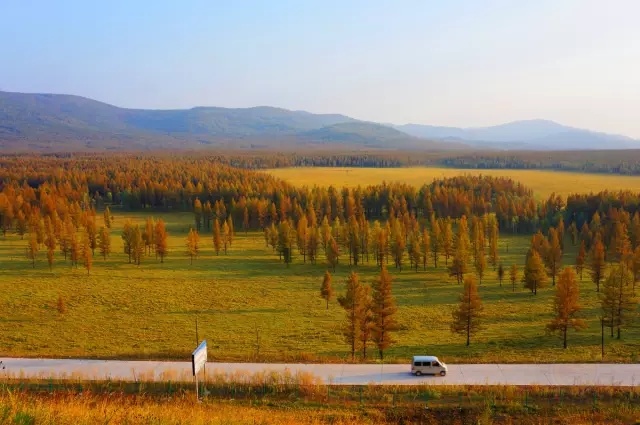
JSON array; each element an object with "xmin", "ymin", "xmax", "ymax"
[
  {"xmin": 0, "ymin": 155, "xmax": 545, "ymax": 235},
  {"xmin": 11, "ymin": 148, "xmax": 640, "ymax": 175}
]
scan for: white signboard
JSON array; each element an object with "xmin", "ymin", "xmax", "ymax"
[{"xmin": 192, "ymin": 340, "xmax": 207, "ymax": 376}]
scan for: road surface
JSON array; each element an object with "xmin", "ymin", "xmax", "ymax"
[{"xmin": 1, "ymin": 358, "xmax": 639, "ymax": 386}]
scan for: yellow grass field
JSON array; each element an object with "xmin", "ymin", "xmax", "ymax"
[{"xmin": 266, "ymin": 167, "xmax": 640, "ymax": 199}]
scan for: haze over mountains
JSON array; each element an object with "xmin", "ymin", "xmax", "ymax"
[{"xmin": 0, "ymin": 90, "xmax": 637, "ymax": 152}]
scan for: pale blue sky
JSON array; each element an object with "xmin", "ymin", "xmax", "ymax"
[{"xmin": 2, "ymin": 0, "xmax": 639, "ymax": 136}]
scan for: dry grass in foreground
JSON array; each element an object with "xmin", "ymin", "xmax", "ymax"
[{"xmin": 0, "ymin": 376, "xmax": 639, "ymax": 425}]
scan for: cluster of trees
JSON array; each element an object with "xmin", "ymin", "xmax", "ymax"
[
  {"xmin": 121, "ymin": 217, "xmax": 169, "ymax": 265},
  {"xmin": 262, "ymin": 201, "xmax": 502, "ymax": 281},
  {"xmin": 0, "ymin": 154, "xmax": 558, "ymax": 237},
  {"xmin": 321, "ymin": 268, "xmax": 398, "ymax": 360}
]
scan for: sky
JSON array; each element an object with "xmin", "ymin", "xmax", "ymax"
[{"xmin": 2, "ymin": 0, "xmax": 640, "ymax": 137}]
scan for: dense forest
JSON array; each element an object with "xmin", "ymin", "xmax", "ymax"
[{"xmin": 7, "ymin": 149, "xmax": 640, "ymax": 174}]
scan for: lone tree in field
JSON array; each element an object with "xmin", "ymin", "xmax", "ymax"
[
  {"xmin": 522, "ymin": 249, "xmax": 548, "ymax": 295},
  {"xmin": 371, "ymin": 266, "xmax": 398, "ymax": 360},
  {"xmin": 338, "ymin": 271, "xmax": 365, "ymax": 361},
  {"xmin": 222, "ymin": 220, "xmax": 230, "ymax": 254},
  {"xmin": 589, "ymin": 239, "xmax": 606, "ymax": 292},
  {"xmin": 186, "ymin": 228, "xmax": 200, "ymax": 265},
  {"xmin": 575, "ymin": 241, "xmax": 586, "ymax": 281},
  {"xmin": 97, "ymin": 226, "xmax": 111, "ymax": 260},
  {"xmin": 154, "ymin": 219, "xmax": 168, "ymax": 263},
  {"xmin": 601, "ymin": 265, "xmax": 638, "ymax": 339},
  {"xmin": 320, "ymin": 270, "xmax": 334, "ymax": 309},
  {"xmin": 547, "ymin": 267, "xmax": 586, "ymax": 348},
  {"xmin": 451, "ymin": 275, "xmax": 483, "ymax": 346},
  {"xmin": 497, "ymin": 263, "xmax": 504, "ymax": 287}
]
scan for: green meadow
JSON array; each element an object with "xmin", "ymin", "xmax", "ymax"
[{"xmin": 0, "ymin": 209, "xmax": 638, "ymax": 364}]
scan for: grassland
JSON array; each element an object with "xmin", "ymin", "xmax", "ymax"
[
  {"xmin": 0, "ymin": 208, "xmax": 639, "ymax": 364},
  {"xmin": 266, "ymin": 167, "xmax": 640, "ymax": 199}
]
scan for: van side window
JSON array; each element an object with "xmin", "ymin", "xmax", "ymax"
[
  {"xmin": 433, "ymin": 362, "xmax": 440, "ymax": 367},
  {"xmin": 414, "ymin": 361, "xmax": 421, "ymax": 366}
]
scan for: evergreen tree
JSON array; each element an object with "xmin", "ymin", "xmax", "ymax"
[
  {"xmin": 547, "ymin": 267, "xmax": 586, "ymax": 348},
  {"xmin": 451, "ymin": 275, "xmax": 483, "ymax": 346}
]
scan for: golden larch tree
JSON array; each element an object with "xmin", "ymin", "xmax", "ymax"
[
  {"xmin": 338, "ymin": 271, "xmax": 365, "ymax": 361},
  {"xmin": 601, "ymin": 265, "xmax": 638, "ymax": 339},
  {"xmin": 451, "ymin": 275, "xmax": 483, "ymax": 346},
  {"xmin": 320, "ymin": 270, "xmax": 334, "ymax": 309},
  {"xmin": 522, "ymin": 249, "xmax": 548, "ymax": 295},
  {"xmin": 371, "ymin": 266, "xmax": 398, "ymax": 360},
  {"xmin": 154, "ymin": 219, "xmax": 168, "ymax": 263},
  {"xmin": 82, "ymin": 233, "xmax": 93, "ymax": 275},
  {"xmin": 97, "ymin": 226, "xmax": 111, "ymax": 260},
  {"xmin": 589, "ymin": 239, "xmax": 606, "ymax": 292},
  {"xmin": 547, "ymin": 267, "xmax": 586, "ymax": 348},
  {"xmin": 186, "ymin": 228, "xmax": 200, "ymax": 265}
]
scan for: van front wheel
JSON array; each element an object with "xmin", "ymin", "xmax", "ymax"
[
  {"xmin": 440, "ymin": 371, "xmax": 446, "ymax": 376},
  {"xmin": 415, "ymin": 371, "xmax": 422, "ymax": 376}
]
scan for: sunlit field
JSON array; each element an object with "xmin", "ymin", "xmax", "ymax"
[
  {"xmin": 266, "ymin": 167, "xmax": 640, "ymax": 199},
  {"xmin": 0, "ymin": 210, "xmax": 637, "ymax": 364}
]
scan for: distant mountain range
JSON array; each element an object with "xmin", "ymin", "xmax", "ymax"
[
  {"xmin": 394, "ymin": 120, "xmax": 639, "ymax": 150},
  {"xmin": 0, "ymin": 90, "xmax": 637, "ymax": 151}
]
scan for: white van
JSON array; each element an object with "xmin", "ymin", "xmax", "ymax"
[{"xmin": 411, "ymin": 355, "xmax": 448, "ymax": 376}]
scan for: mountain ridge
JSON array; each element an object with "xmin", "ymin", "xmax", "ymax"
[{"xmin": 1, "ymin": 90, "xmax": 637, "ymax": 152}]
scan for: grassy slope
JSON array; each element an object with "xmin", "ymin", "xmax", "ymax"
[
  {"xmin": 0, "ymin": 209, "xmax": 638, "ymax": 363},
  {"xmin": 265, "ymin": 167, "xmax": 640, "ymax": 200}
]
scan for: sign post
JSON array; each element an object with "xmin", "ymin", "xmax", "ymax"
[{"xmin": 192, "ymin": 340, "xmax": 207, "ymax": 400}]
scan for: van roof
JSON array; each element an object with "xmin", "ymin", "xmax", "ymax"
[{"xmin": 412, "ymin": 355, "xmax": 439, "ymax": 361}]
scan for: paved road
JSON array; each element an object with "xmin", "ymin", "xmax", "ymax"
[{"xmin": 1, "ymin": 358, "xmax": 640, "ymax": 386}]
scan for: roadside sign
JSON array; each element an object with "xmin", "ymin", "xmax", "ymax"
[{"xmin": 192, "ymin": 340, "xmax": 207, "ymax": 376}]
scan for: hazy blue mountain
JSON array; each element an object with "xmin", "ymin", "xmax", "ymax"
[
  {"xmin": 396, "ymin": 119, "xmax": 639, "ymax": 150},
  {"xmin": 0, "ymin": 91, "xmax": 457, "ymax": 151}
]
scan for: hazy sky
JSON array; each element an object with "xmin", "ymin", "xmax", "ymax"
[{"xmin": 2, "ymin": 0, "xmax": 639, "ymax": 137}]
